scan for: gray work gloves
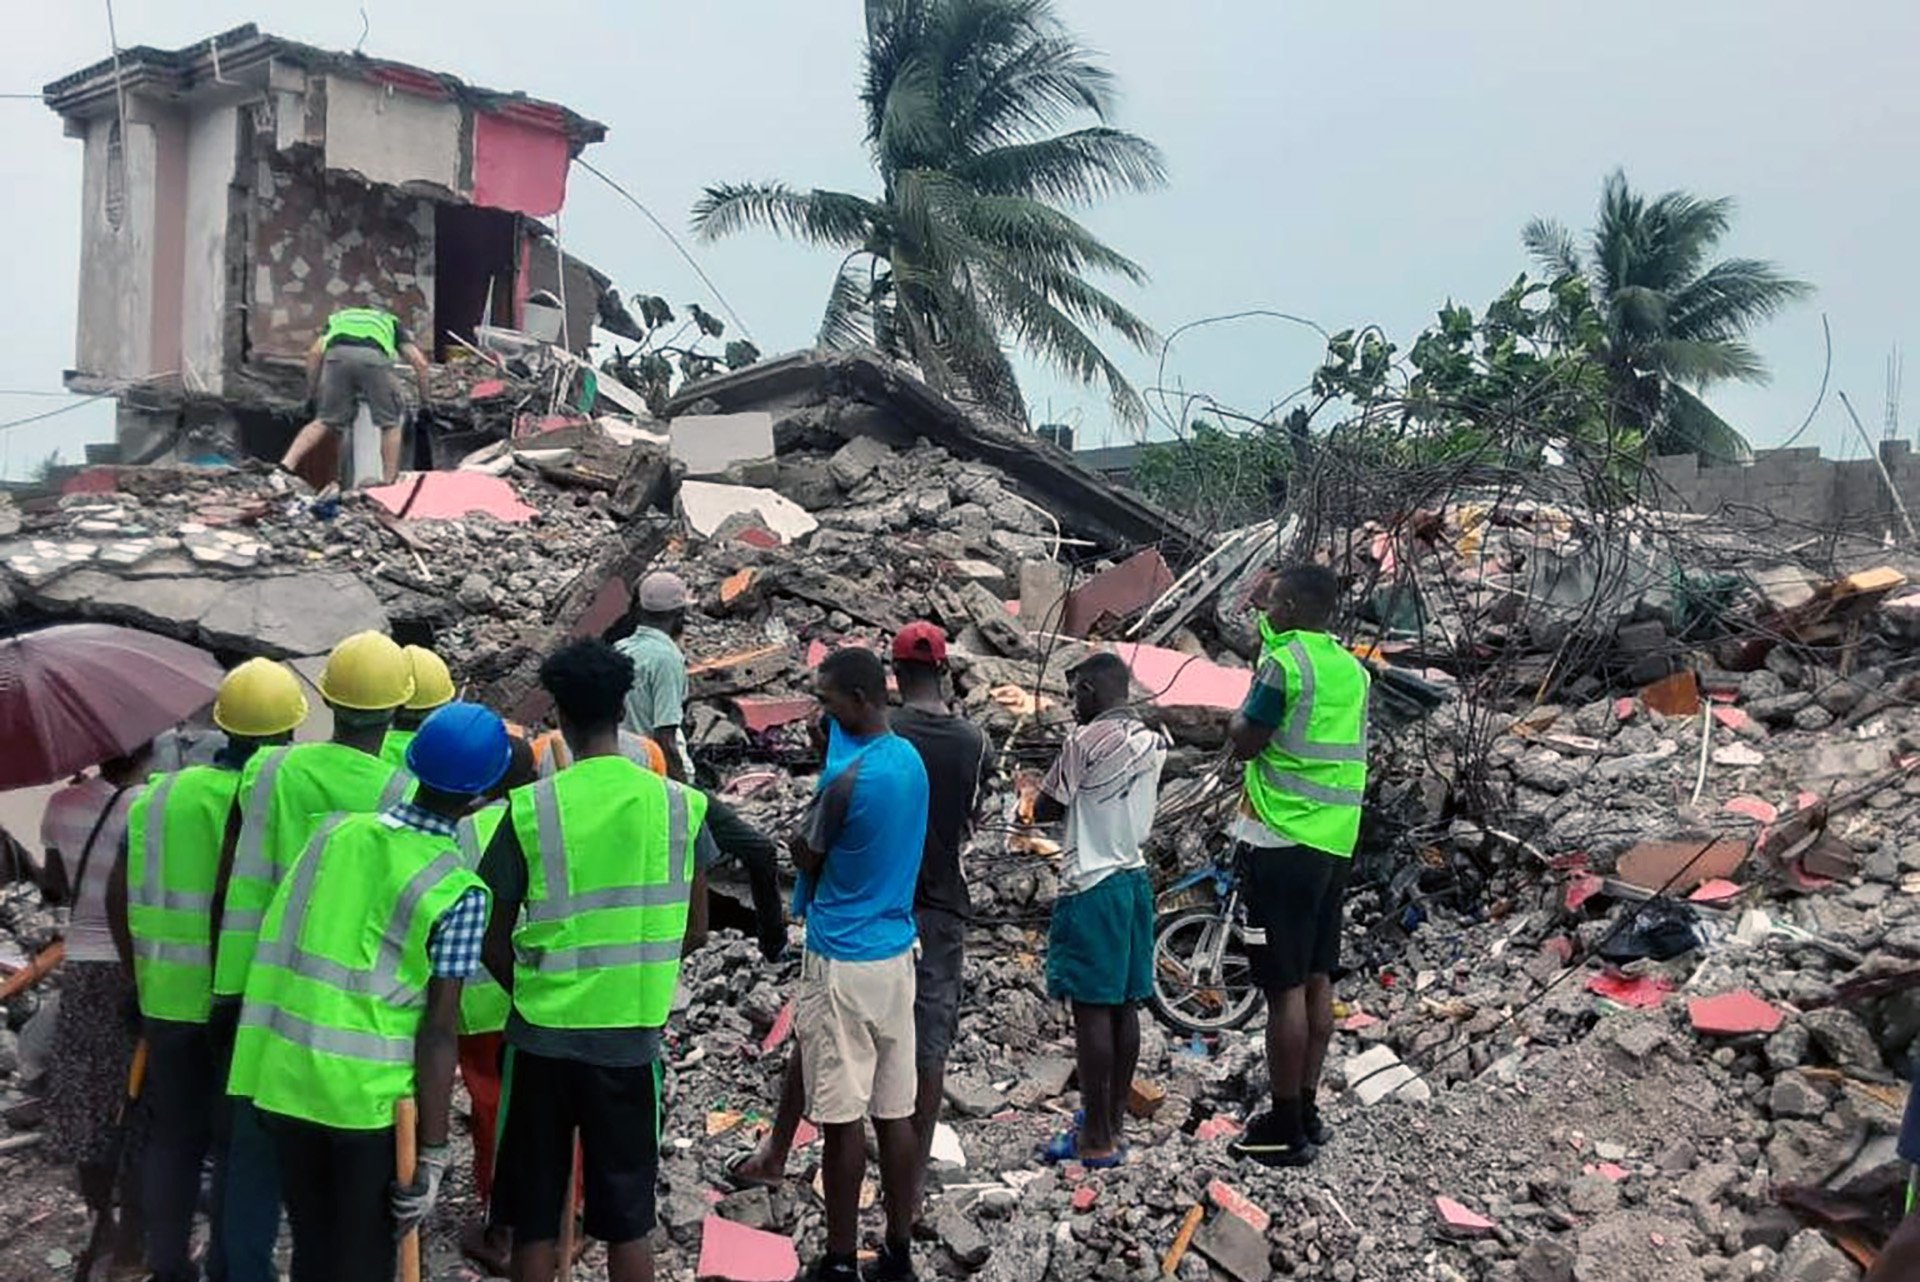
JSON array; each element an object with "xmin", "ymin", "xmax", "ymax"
[{"xmin": 391, "ymin": 1143, "xmax": 451, "ymax": 1238}]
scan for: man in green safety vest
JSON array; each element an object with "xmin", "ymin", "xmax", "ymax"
[
  {"xmin": 1225, "ymin": 564, "xmax": 1371, "ymax": 1169},
  {"xmin": 228, "ymin": 701, "xmax": 510, "ymax": 1280},
  {"xmin": 279, "ymin": 305, "xmax": 432, "ymax": 486},
  {"xmin": 479, "ymin": 639, "xmax": 711, "ymax": 1282},
  {"xmin": 208, "ymin": 629, "xmax": 417, "ymax": 1282},
  {"xmin": 105, "ymin": 659, "xmax": 309, "ymax": 1282}
]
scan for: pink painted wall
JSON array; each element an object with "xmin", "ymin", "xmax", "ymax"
[{"xmin": 472, "ymin": 110, "xmax": 571, "ymax": 217}]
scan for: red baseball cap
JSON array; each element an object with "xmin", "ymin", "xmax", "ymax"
[{"xmin": 892, "ymin": 621, "xmax": 948, "ymax": 665}]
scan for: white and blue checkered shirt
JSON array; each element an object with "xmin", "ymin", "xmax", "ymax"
[{"xmin": 383, "ymin": 803, "xmax": 488, "ymax": 980}]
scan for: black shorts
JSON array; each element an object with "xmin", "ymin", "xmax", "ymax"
[
  {"xmin": 1239, "ymin": 843, "xmax": 1350, "ymax": 991},
  {"xmin": 914, "ymin": 906, "xmax": 965, "ymax": 1071},
  {"xmin": 491, "ymin": 1047, "xmax": 661, "ymax": 1245}
]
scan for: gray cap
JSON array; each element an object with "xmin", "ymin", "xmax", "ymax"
[{"xmin": 637, "ymin": 570, "xmax": 693, "ymax": 612}]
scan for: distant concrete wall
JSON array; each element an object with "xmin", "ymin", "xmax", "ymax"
[
  {"xmin": 248, "ymin": 149, "xmax": 435, "ymax": 361},
  {"xmin": 322, "ymin": 74, "xmax": 462, "ymax": 196},
  {"xmin": 73, "ymin": 115, "xmax": 157, "ymax": 381},
  {"xmin": 1651, "ymin": 443, "xmax": 1920, "ymax": 532}
]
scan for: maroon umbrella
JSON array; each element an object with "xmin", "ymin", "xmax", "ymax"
[{"xmin": 0, "ymin": 623, "xmax": 225, "ymax": 790}]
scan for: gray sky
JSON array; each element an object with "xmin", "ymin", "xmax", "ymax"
[{"xmin": 4, "ymin": 1, "xmax": 1916, "ymax": 478}]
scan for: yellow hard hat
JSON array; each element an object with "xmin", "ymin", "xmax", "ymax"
[
  {"xmin": 402, "ymin": 645, "xmax": 455, "ymax": 712},
  {"xmin": 213, "ymin": 658, "xmax": 311, "ymax": 738},
  {"xmin": 317, "ymin": 631, "xmax": 415, "ymax": 711}
]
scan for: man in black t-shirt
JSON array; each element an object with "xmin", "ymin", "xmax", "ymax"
[{"xmin": 727, "ymin": 623, "xmax": 991, "ymax": 1229}]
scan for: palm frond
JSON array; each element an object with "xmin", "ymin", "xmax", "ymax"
[
  {"xmin": 955, "ymin": 129, "xmax": 1166, "ymax": 204},
  {"xmin": 819, "ymin": 254, "xmax": 886, "ymax": 349},
  {"xmin": 962, "ymin": 34, "xmax": 1118, "ymax": 148},
  {"xmin": 1521, "ymin": 217, "xmax": 1582, "ymax": 280},
  {"xmin": 1652, "ymin": 338, "xmax": 1769, "ymax": 389},
  {"xmin": 955, "ymin": 194, "xmax": 1147, "ymax": 283},
  {"xmin": 691, "ymin": 183, "xmax": 881, "ymax": 248},
  {"xmin": 1655, "ymin": 384, "xmax": 1751, "ymax": 463},
  {"xmin": 873, "ymin": 54, "xmax": 948, "ymax": 172},
  {"xmin": 981, "ymin": 262, "xmax": 1147, "ymax": 425},
  {"xmin": 1666, "ymin": 258, "xmax": 1813, "ymax": 345}
]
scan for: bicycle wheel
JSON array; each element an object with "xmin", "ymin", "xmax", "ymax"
[{"xmin": 1148, "ymin": 908, "xmax": 1264, "ymax": 1035}]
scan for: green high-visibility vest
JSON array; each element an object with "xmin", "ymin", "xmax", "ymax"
[
  {"xmin": 214, "ymin": 743, "xmax": 412, "ymax": 999},
  {"xmin": 323, "ymin": 308, "xmax": 401, "ymax": 359},
  {"xmin": 228, "ymin": 813, "xmax": 486, "ymax": 1130},
  {"xmin": 126, "ymin": 765, "xmax": 241, "ymax": 1024},
  {"xmin": 508, "ymin": 756, "xmax": 705, "ymax": 1030},
  {"xmin": 456, "ymin": 805, "xmax": 510, "ymax": 1036},
  {"xmin": 380, "ymin": 729, "xmax": 415, "ymax": 771},
  {"xmin": 1242, "ymin": 621, "xmax": 1371, "ymax": 858}
]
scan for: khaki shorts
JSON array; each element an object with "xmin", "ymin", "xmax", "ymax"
[
  {"xmin": 316, "ymin": 343, "xmax": 404, "ymax": 430},
  {"xmin": 795, "ymin": 948, "xmax": 918, "ymax": 1125}
]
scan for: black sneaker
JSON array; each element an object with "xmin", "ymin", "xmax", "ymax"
[
  {"xmin": 803, "ymin": 1257, "xmax": 860, "ymax": 1282},
  {"xmin": 1228, "ymin": 1111, "xmax": 1318, "ymax": 1168},
  {"xmin": 860, "ymin": 1242, "xmax": 919, "ymax": 1282},
  {"xmin": 1303, "ymin": 1103, "xmax": 1333, "ymax": 1147}
]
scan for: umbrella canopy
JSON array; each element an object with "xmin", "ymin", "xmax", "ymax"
[{"xmin": 0, "ymin": 623, "xmax": 225, "ymax": 790}]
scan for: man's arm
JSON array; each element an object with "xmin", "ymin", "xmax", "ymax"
[
  {"xmin": 703, "ymin": 798, "xmax": 785, "ymax": 959},
  {"xmin": 655, "ymin": 725, "xmax": 689, "ymax": 784},
  {"xmin": 790, "ymin": 765, "xmax": 855, "ymax": 883},
  {"xmin": 1030, "ymin": 729, "xmax": 1078, "ymax": 825},
  {"xmin": 206, "ymin": 802, "xmax": 244, "ymax": 979},
  {"xmin": 106, "ymin": 834, "xmax": 134, "ymax": 975},
  {"xmin": 1229, "ymin": 659, "xmax": 1288, "ymax": 761},
  {"xmin": 414, "ymin": 978, "xmax": 461, "ymax": 1149},
  {"xmin": 478, "ymin": 820, "xmax": 526, "ymax": 991},
  {"xmin": 305, "ymin": 337, "xmax": 327, "ymax": 398},
  {"xmin": 400, "ymin": 341, "xmax": 432, "ymax": 402},
  {"xmin": 1868, "ymin": 1205, "xmax": 1920, "ymax": 1281}
]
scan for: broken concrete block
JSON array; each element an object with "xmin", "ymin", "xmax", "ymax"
[
  {"xmin": 943, "ymin": 1076, "xmax": 1003, "ymax": 1118},
  {"xmin": 1773, "ymin": 1229, "xmax": 1860, "ymax": 1282},
  {"xmin": 1206, "ymin": 1180, "xmax": 1271, "ymax": 1234},
  {"xmin": 1127, "ymin": 1078, "xmax": 1166, "ymax": 1118},
  {"xmin": 1062, "ymin": 548, "xmax": 1176, "ymax": 637},
  {"xmin": 771, "ymin": 458, "xmax": 840, "ymax": 511},
  {"xmin": 695, "ymin": 1215, "xmax": 799, "ymax": 1282},
  {"xmin": 1192, "ymin": 1209, "xmax": 1271, "ymax": 1282},
  {"xmin": 951, "ymin": 559, "xmax": 1010, "ymax": 595},
  {"xmin": 671, "ymin": 412, "xmax": 777, "ymax": 479},
  {"xmin": 1007, "ymin": 1055, "xmax": 1074, "ymax": 1108},
  {"xmin": 827, "ymin": 434, "xmax": 894, "ymax": 490},
  {"xmin": 679, "ymin": 480, "xmax": 819, "ymax": 543},
  {"xmin": 929, "ymin": 1122, "xmax": 966, "ymax": 1168},
  {"xmin": 936, "ymin": 1210, "xmax": 991, "ymax": 1269},
  {"xmin": 1800, "ymin": 1008, "xmax": 1885, "ymax": 1074},
  {"xmin": 1750, "ymin": 564, "xmax": 1821, "ymax": 613},
  {"xmin": 1515, "ymin": 1239, "xmax": 1576, "ymax": 1282},
  {"xmin": 1434, "ymin": 1196, "xmax": 1497, "ymax": 1238},
  {"xmin": 1018, "ymin": 559, "xmax": 1068, "ymax": 634},
  {"xmin": 1342, "ymin": 1044, "xmax": 1432, "ymax": 1105}
]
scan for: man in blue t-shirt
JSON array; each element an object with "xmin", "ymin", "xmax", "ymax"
[{"xmin": 791, "ymin": 647, "xmax": 929, "ymax": 1282}]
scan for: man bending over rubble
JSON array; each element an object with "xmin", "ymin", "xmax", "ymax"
[
  {"xmin": 1031, "ymin": 651, "xmax": 1170, "ymax": 1168},
  {"xmin": 280, "ymin": 305, "xmax": 432, "ymax": 486},
  {"xmin": 1226, "ymin": 564, "xmax": 1371, "ymax": 1169}
]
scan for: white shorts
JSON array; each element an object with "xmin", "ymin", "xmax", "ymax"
[{"xmin": 795, "ymin": 948, "xmax": 918, "ymax": 1125}]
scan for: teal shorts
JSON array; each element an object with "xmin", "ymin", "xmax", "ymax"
[{"xmin": 1047, "ymin": 867, "xmax": 1155, "ymax": 1006}]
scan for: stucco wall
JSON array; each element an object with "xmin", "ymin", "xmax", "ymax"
[
  {"xmin": 1651, "ymin": 443, "xmax": 1920, "ymax": 533},
  {"xmin": 322, "ymin": 74, "xmax": 462, "ymax": 196},
  {"xmin": 74, "ymin": 115, "xmax": 157, "ymax": 380},
  {"xmin": 180, "ymin": 105, "xmax": 240, "ymax": 394},
  {"xmin": 249, "ymin": 149, "xmax": 435, "ymax": 360}
]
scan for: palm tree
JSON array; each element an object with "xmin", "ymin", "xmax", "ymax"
[
  {"xmin": 1523, "ymin": 171, "xmax": 1811, "ymax": 462},
  {"xmin": 693, "ymin": 0, "xmax": 1166, "ymax": 426}
]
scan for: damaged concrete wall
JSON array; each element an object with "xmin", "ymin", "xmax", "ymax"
[
  {"xmin": 1653, "ymin": 442, "xmax": 1920, "ymax": 532},
  {"xmin": 321, "ymin": 74, "xmax": 462, "ymax": 197},
  {"xmin": 73, "ymin": 115, "xmax": 158, "ymax": 381},
  {"xmin": 180, "ymin": 105, "xmax": 241, "ymax": 394},
  {"xmin": 250, "ymin": 150, "xmax": 435, "ymax": 361}
]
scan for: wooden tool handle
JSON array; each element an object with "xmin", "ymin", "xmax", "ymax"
[{"xmin": 395, "ymin": 1097, "xmax": 421, "ymax": 1282}]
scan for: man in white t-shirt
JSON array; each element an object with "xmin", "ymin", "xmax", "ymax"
[{"xmin": 1031, "ymin": 652, "xmax": 1169, "ymax": 1167}]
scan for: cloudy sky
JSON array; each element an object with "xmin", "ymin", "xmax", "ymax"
[{"xmin": 3, "ymin": 1, "xmax": 1916, "ymax": 478}]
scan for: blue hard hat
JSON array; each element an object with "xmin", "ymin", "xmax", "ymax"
[{"xmin": 405, "ymin": 701, "xmax": 512, "ymax": 795}]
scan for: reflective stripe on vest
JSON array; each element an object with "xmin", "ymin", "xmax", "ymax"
[
  {"xmin": 508, "ymin": 758, "xmax": 703, "ymax": 1028},
  {"xmin": 214, "ymin": 745, "xmax": 413, "ymax": 998},
  {"xmin": 323, "ymin": 308, "xmax": 400, "ymax": 358},
  {"xmin": 127, "ymin": 766, "xmax": 238, "ymax": 1023},
  {"xmin": 228, "ymin": 812, "xmax": 484, "ymax": 1129},
  {"xmin": 1243, "ymin": 628, "xmax": 1370, "ymax": 857},
  {"xmin": 455, "ymin": 807, "xmax": 510, "ymax": 1035}
]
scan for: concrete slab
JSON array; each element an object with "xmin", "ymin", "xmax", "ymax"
[
  {"xmin": 671, "ymin": 413, "xmax": 777, "ymax": 479},
  {"xmin": 1343, "ymin": 1043, "xmax": 1432, "ymax": 1105},
  {"xmin": 680, "ymin": 481, "xmax": 819, "ymax": 543},
  {"xmin": 367, "ymin": 473, "xmax": 538, "ymax": 524},
  {"xmin": 1064, "ymin": 548, "xmax": 1176, "ymax": 636},
  {"xmin": 1192, "ymin": 1209, "xmax": 1271, "ymax": 1282},
  {"xmin": 29, "ymin": 568, "xmax": 388, "ymax": 658},
  {"xmin": 694, "ymin": 1215, "xmax": 799, "ymax": 1282}
]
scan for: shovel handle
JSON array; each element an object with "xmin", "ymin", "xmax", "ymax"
[{"xmin": 396, "ymin": 1097, "xmax": 420, "ymax": 1282}]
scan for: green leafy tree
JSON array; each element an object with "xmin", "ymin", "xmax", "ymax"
[
  {"xmin": 601, "ymin": 294, "xmax": 761, "ymax": 416},
  {"xmin": 1522, "ymin": 171, "xmax": 1811, "ymax": 463},
  {"xmin": 692, "ymin": 0, "xmax": 1165, "ymax": 426}
]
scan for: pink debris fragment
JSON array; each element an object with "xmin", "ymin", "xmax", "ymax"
[
  {"xmin": 1565, "ymin": 873, "xmax": 1604, "ymax": 911},
  {"xmin": 1071, "ymin": 1186, "xmax": 1099, "ymax": 1212},
  {"xmin": 1195, "ymin": 1117, "xmax": 1243, "ymax": 1143},
  {"xmin": 367, "ymin": 472, "xmax": 538, "ymax": 524},
  {"xmin": 469, "ymin": 378, "xmax": 509, "ymax": 400},
  {"xmin": 1785, "ymin": 861, "xmax": 1836, "ymax": 893},
  {"xmin": 735, "ymin": 525, "xmax": 782, "ymax": 550},
  {"xmin": 696, "ymin": 1215, "xmax": 800, "ymax": 1282},
  {"xmin": 736, "ymin": 697, "xmax": 820, "ymax": 735},
  {"xmin": 760, "ymin": 1000, "xmax": 795, "ymax": 1055},
  {"xmin": 1796, "ymin": 791, "xmax": 1822, "ymax": 811},
  {"xmin": 1337, "ymin": 1012, "xmax": 1380, "ymax": 1032},
  {"xmin": 1106, "ymin": 642, "xmax": 1253, "ymax": 711},
  {"xmin": 1597, "ymin": 1162, "xmax": 1629, "ymax": 1182},
  {"xmin": 1613, "ymin": 697, "xmax": 1637, "ymax": 722},
  {"xmin": 1540, "ymin": 936, "xmax": 1575, "ymax": 965},
  {"xmin": 1711, "ymin": 705, "xmax": 1755, "ymax": 733},
  {"xmin": 1722, "ymin": 796, "xmax": 1778, "ymax": 825},
  {"xmin": 794, "ymin": 1120, "xmax": 819, "ymax": 1149},
  {"xmin": 1434, "ymin": 1197, "xmax": 1496, "ymax": 1236},
  {"xmin": 1689, "ymin": 879, "xmax": 1741, "ymax": 904},
  {"xmin": 1688, "ymin": 991, "xmax": 1784, "ymax": 1037},
  {"xmin": 1587, "ymin": 972, "xmax": 1673, "ymax": 1009},
  {"xmin": 1207, "ymin": 1180, "xmax": 1272, "ymax": 1234}
]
